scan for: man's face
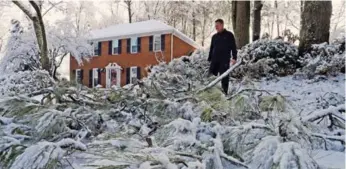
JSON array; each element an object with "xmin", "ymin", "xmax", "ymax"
[{"xmin": 215, "ymin": 22, "xmax": 224, "ymax": 33}]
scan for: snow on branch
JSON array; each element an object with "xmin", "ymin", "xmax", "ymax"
[{"xmin": 302, "ymin": 104, "xmax": 345, "ymax": 122}]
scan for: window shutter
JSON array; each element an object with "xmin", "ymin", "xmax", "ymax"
[
  {"xmin": 72, "ymin": 70, "xmax": 76, "ymax": 81},
  {"xmin": 137, "ymin": 37, "xmax": 141, "ymax": 52},
  {"xmin": 108, "ymin": 41, "xmax": 112, "ymax": 55},
  {"xmin": 161, "ymin": 34, "xmax": 165, "ymax": 51},
  {"xmin": 137, "ymin": 67, "xmax": 141, "ymax": 79},
  {"xmin": 80, "ymin": 69, "xmax": 84, "ymax": 83},
  {"xmin": 127, "ymin": 39, "xmax": 131, "ymax": 53},
  {"xmin": 126, "ymin": 68, "xmax": 130, "ymax": 84},
  {"xmin": 98, "ymin": 42, "xmax": 102, "ymax": 55},
  {"xmin": 118, "ymin": 40, "xmax": 122, "ymax": 54},
  {"xmin": 89, "ymin": 69, "xmax": 93, "ymax": 87},
  {"xmin": 98, "ymin": 69, "xmax": 101, "ymax": 85},
  {"xmin": 149, "ymin": 36, "xmax": 153, "ymax": 51}
]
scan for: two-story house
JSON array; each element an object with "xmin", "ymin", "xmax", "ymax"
[{"xmin": 70, "ymin": 20, "xmax": 199, "ymax": 88}]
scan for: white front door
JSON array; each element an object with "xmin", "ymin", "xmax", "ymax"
[{"xmin": 106, "ymin": 68, "xmax": 121, "ymax": 88}]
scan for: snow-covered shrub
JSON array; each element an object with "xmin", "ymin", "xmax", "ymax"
[
  {"xmin": 232, "ymin": 39, "xmax": 299, "ymax": 78},
  {"xmin": 296, "ymin": 36, "xmax": 345, "ymax": 78},
  {"xmin": 0, "ymin": 20, "xmax": 40, "ymax": 73},
  {"xmin": 0, "ymin": 70, "xmax": 54, "ymax": 96}
]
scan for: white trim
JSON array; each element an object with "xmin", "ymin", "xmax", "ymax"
[
  {"xmin": 92, "ymin": 68, "xmax": 98, "ymax": 88},
  {"xmin": 105, "ymin": 63, "xmax": 122, "ymax": 88},
  {"xmin": 153, "ymin": 34, "xmax": 162, "ymax": 52},
  {"xmin": 112, "ymin": 39, "xmax": 119, "ymax": 55},
  {"xmin": 130, "ymin": 37, "xmax": 138, "ymax": 54}
]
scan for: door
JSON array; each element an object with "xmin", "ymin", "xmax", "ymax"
[{"xmin": 106, "ymin": 68, "xmax": 121, "ymax": 88}]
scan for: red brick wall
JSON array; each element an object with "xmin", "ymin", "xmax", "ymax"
[{"xmin": 70, "ymin": 34, "xmax": 195, "ymax": 87}]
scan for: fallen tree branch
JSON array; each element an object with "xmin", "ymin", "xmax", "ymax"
[
  {"xmin": 227, "ymin": 88, "xmax": 272, "ymax": 100},
  {"xmin": 310, "ymin": 133, "xmax": 345, "ymax": 144},
  {"xmin": 302, "ymin": 104, "xmax": 345, "ymax": 123},
  {"xmin": 197, "ymin": 59, "xmax": 243, "ymax": 93}
]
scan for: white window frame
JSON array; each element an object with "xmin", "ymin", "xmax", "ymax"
[
  {"xmin": 75, "ymin": 69, "xmax": 81, "ymax": 83},
  {"xmin": 112, "ymin": 40, "xmax": 119, "ymax": 55},
  {"xmin": 153, "ymin": 34, "xmax": 161, "ymax": 52},
  {"xmin": 129, "ymin": 66, "xmax": 138, "ymax": 84},
  {"xmin": 93, "ymin": 41, "xmax": 100, "ymax": 56},
  {"xmin": 92, "ymin": 68, "xmax": 99, "ymax": 87},
  {"xmin": 131, "ymin": 37, "xmax": 138, "ymax": 54}
]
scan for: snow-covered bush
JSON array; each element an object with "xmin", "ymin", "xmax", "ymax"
[
  {"xmin": 232, "ymin": 39, "xmax": 299, "ymax": 78},
  {"xmin": 296, "ymin": 36, "xmax": 345, "ymax": 79},
  {"xmin": 0, "ymin": 70, "xmax": 54, "ymax": 96},
  {"xmin": 0, "ymin": 20, "xmax": 40, "ymax": 73}
]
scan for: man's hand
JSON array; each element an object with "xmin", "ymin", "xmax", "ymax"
[{"xmin": 231, "ymin": 59, "xmax": 236, "ymax": 65}]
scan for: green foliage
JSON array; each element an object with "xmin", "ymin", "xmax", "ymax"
[
  {"xmin": 201, "ymin": 108, "xmax": 213, "ymax": 122},
  {"xmin": 0, "ymin": 145, "xmax": 25, "ymax": 168},
  {"xmin": 259, "ymin": 95, "xmax": 286, "ymax": 112}
]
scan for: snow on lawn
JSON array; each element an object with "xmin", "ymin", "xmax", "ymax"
[
  {"xmin": 257, "ymin": 74, "xmax": 345, "ymax": 115},
  {"xmin": 312, "ymin": 150, "xmax": 345, "ymax": 169}
]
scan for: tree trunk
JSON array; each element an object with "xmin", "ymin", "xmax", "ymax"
[
  {"xmin": 235, "ymin": 1, "xmax": 250, "ymax": 49},
  {"xmin": 275, "ymin": 0, "xmax": 280, "ymax": 37},
  {"xmin": 299, "ymin": 1, "xmax": 332, "ymax": 55},
  {"xmin": 13, "ymin": 1, "xmax": 50, "ymax": 73},
  {"xmin": 192, "ymin": 6, "xmax": 196, "ymax": 41},
  {"xmin": 252, "ymin": 0, "xmax": 262, "ymax": 41},
  {"xmin": 125, "ymin": 0, "xmax": 132, "ymax": 23},
  {"xmin": 231, "ymin": 0, "xmax": 237, "ymax": 32}
]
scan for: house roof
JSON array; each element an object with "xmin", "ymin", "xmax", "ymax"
[{"xmin": 90, "ymin": 20, "xmax": 200, "ymax": 48}]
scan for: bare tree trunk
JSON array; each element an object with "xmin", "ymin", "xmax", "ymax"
[
  {"xmin": 192, "ymin": 0, "xmax": 197, "ymax": 41},
  {"xmin": 124, "ymin": 0, "xmax": 133, "ymax": 23},
  {"xmin": 235, "ymin": 1, "xmax": 250, "ymax": 48},
  {"xmin": 231, "ymin": 0, "xmax": 237, "ymax": 32},
  {"xmin": 299, "ymin": 1, "xmax": 332, "ymax": 55},
  {"xmin": 252, "ymin": 0, "xmax": 262, "ymax": 41},
  {"xmin": 275, "ymin": 0, "xmax": 280, "ymax": 37}
]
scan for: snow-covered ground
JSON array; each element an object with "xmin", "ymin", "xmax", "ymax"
[{"xmin": 258, "ymin": 74, "xmax": 345, "ymax": 115}]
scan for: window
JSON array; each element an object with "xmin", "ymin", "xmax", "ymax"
[
  {"xmin": 92, "ymin": 68, "xmax": 99, "ymax": 87},
  {"xmin": 153, "ymin": 35, "xmax": 161, "ymax": 51},
  {"xmin": 112, "ymin": 40, "xmax": 119, "ymax": 55},
  {"xmin": 75, "ymin": 69, "xmax": 82, "ymax": 83},
  {"xmin": 131, "ymin": 37, "xmax": 138, "ymax": 53},
  {"xmin": 93, "ymin": 41, "xmax": 100, "ymax": 56},
  {"xmin": 130, "ymin": 66, "xmax": 138, "ymax": 84}
]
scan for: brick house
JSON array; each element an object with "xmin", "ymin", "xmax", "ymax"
[{"xmin": 70, "ymin": 20, "xmax": 198, "ymax": 88}]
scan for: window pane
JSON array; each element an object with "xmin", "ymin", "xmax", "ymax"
[
  {"xmin": 153, "ymin": 35, "xmax": 161, "ymax": 51},
  {"xmin": 131, "ymin": 37, "xmax": 138, "ymax": 46}
]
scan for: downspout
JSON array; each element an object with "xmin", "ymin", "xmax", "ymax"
[{"xmin": 171, "ymin": 30, "xmax": 174, "ymax": 61}]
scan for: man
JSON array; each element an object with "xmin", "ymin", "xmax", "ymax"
[{"xmin": 208, "ymin": 19, "xmax": 237, "ymax": 95}]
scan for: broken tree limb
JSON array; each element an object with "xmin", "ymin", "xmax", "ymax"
[
  {"xmin": 197, "ymin": 59, "xmax": 243, "ymax": 93},
  {"xmin": 302, "ymin": 104, "xmax": 345, "ymax": 123}
]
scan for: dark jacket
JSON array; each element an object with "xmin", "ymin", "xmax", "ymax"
[{"xmin": 208, "ymin": 29, "xmax": 237, "ymax": 63}]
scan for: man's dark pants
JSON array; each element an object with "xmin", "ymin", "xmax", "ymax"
[{"xmin": 209, "ymin": 61, "xmax": 230, "ymax": 94}]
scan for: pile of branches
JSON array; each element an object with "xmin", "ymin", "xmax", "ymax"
[
  {"xmin": 296, "ymin": 36, "xmax": 346, "ymax": 79},
  {"xmin": 231, "ymin": 39, "xmax": 299, "ymax": 78},
  {"xmin": 0, "ymin": 50, "xmax": 345, "ymax": 169}
]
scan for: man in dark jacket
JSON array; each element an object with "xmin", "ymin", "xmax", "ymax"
[{"xmin": 208, "ymin": 19, "xmax": 237, "ymax": 95}]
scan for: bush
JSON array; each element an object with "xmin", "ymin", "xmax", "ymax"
[
  {"xmin": 0, "ymin": 70, "xmax": 54, "ymax": 96},
  {"xmin": 295, "ymin": 36, "xmax": 345, "ymax": 79},
  {"xmin": 232, "ymin": 39, "xmax": 299, "ymax": 78}
]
